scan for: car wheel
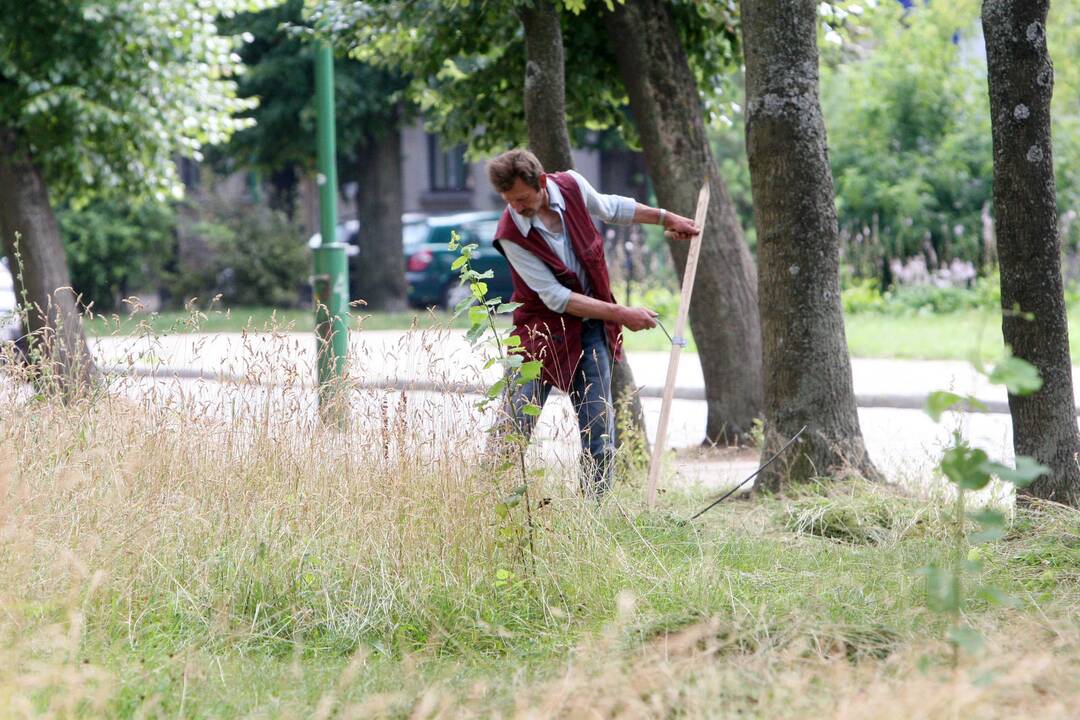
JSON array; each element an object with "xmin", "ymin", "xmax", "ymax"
[{"xmin": 442, "ymin": 282, "xmax": 473, "ymax": 310}]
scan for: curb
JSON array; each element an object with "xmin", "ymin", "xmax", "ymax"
[{"xmin": 105, "ymin": 365, "xmax": 1015, "ymax": 415}]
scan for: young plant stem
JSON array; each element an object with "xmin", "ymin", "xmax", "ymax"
[
  {"xmin": 952, "ymin": 486, "xmax": 966, "ymax": 669},
  {"xmin": 485, "ymin": 309, "xmax": 537, "ymax": 570}
]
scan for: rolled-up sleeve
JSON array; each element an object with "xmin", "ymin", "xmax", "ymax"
[
  {"xmin": 569, "ymin": 170, "xmax": 637, "ymax": 225},
  {"xmin": 500, "ymin": 240, "xmax": 572, "ymax": 313}
]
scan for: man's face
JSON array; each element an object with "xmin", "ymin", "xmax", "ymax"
[{"xmin": 500, "ymin": 176, "xmax": 545, "ymax": 217}]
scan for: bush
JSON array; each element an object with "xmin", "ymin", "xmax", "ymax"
[
  {"xmin": 56, "ymin": 199, "xmax": 175, "ymax": 313},
  {"xmin": 164, "ymin": 199, "xmax": 310, "ymax": 309},
  {"xmin": 842, "ymin": 273, "xmax": 1001, "ymax": 315}
]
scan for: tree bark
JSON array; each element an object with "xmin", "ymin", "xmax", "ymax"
[
  {"xmin": 517, "ymin": 0, "xmax": 574, "ymax": 173},
  {"xmin": 741, "ymin": 0, "xmax": 878, "ymax": 490},
  {"xmin": 984, "ymin": 0, "xmax": 1080, "ymax": 506},
  {"xmin": 354, "ymin": 122, "xmax": 408, "ymax": 312},
  {"xmin": 606, "ymin": 0, "xmax": 764, "ymax": 445},
  {"xmin": 516, "ymin": 0, "xmax": 648, "ymax": 453},
  {"xmin": 0, "ymin": 127, "xmax": 97, "ymax": 396}
]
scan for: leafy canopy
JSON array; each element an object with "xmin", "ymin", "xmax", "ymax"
[
  {"xmin": 305, "ymin": 0, "xmax": 740, "ymax": 157},
  {"xmin": 217, "ymin": 0, "xmax": 409, "ymax": 179},
  {"xmin": 0, "ymin": 0, "xmax": 272, "ymax": 202}
]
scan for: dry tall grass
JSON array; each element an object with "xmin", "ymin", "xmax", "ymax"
[{"xmin": 3, "ymin": 327, "xmax": 1080, "ymax": 718}]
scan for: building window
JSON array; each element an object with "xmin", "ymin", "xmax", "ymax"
[{"xmin": 428, "ymin": 135, "xmax": 469, "ymax": 191}]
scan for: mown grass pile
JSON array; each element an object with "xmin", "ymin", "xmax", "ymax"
[{"xmin": 3, "ymin": 342, "xmax": 1080, "ymax": 718}]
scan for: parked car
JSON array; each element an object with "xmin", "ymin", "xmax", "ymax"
[
  {"xmin": 307, "ymin": 213, "xmax": 429, "ymax": 303},
  {"xmin": 0, "ymin": 258, "xmax": 22, "ymax": 344},
  {"xmin": 403, "ymin": 211, "xmax": 514, "ymax": 309}
]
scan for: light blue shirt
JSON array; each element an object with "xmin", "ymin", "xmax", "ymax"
[{"xmin": 500, "ymin": 170, "xmax": 637, "ymax": 313}]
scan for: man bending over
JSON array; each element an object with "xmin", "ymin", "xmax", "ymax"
[{"xmin": 487, "ymin": 149, "xmax": 699, "ymax": 497}]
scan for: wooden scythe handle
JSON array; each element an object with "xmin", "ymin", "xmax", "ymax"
[{"xmin": 645, "ymin": 181, "xmax": 710, "ymax": 507}]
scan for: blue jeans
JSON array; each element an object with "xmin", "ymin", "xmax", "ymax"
[{"xmin": 510, "ymin": 320, "xmax": 615, "ymax": 497}]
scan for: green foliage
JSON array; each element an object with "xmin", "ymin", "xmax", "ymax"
[
  {"xmin": 157, "ymin": 199, "xmax": 309, "ymax": 310},
  {"xmin": 841, "ymin": 274, "xmax": 1001, "ymax": 315},
  {"xmin": 823, "ymin": 2, "xmax": 993, "ymax": 274},
  {"xmin": 56, "ymin": 199, "xmax": 175, "ymax": 313},
  {"xmin": 192, "ymin": 201, "xmax": 310, "ymax": 309},
  {"xmin": 821, "ymin": 0, "xmax": 1080, "ymax": 277},
  {"xmin": 447, "ymin": 229, "xmax": 537, "ymax": 570},
  {"xmin": 0, "ymin": 0, "xmax": 268, "ymax": 203},
  {"xmin": 922, "ymin": 351, "xmax": 1049, "ymax": 663},
  {"xmin": 215, "ymin": 0, "xmax": 408, "ymax": 187},
  {"xmin": 308, "ymin": 0, "xmax": 741, "ymax": 156}
]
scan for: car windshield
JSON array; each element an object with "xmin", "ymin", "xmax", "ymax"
[
  {"xmin": 0, "ymin": 262, "xmax": 17, "ymax": 314},
  {"xmin": 403, "ymin": 222, "xmax": 428, "ymax": 249},
  {"xmin": 471, "ymin": 220, "xmax": 499, "ymax": 246}
]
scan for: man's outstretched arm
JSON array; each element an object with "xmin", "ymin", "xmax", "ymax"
[
  {"xmin": 631, "ymin": 204, "xmax": 700, "ymax": 241},
  {"xmin": 564, "ymin": 292, "xmax": 658, "ymax": 331}
]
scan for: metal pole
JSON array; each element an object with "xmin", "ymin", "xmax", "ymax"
[{"xmin": 313, "ymin": 43, "xmax": 349, "ymax": 423}]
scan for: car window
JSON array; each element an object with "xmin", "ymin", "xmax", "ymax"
[
  {"xmin": 0, "ymin": 262, "xmax": 17, "ymax": 314},
  {"xmin": 403, "ymin": 222, "xmax": 428, "ymax": 248},
  {"xmin": 471, "ymin": 221, "xmax": 499, "ymax": 247}
]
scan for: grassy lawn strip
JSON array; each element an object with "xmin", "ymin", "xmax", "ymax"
[{"xmin": 85, "ymin": 303, "xmax": 1080, "ymax": 364}]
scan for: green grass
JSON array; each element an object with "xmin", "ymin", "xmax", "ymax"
[
  {"xmin": 843, "ymin": 309, "xmax": 1007, "ymax": 362},
  {"xmin": 5, "ymin": 379, "xmax": 1080, "ymax": 717},
  {"xmin": 85, "ymin": 303, "xmax": 1080, "ymax": 365},
  {"xmin": 83, "ymin": 306, "xmax": 481, "ymax": 336}
]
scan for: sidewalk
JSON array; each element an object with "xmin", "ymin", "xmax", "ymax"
[
  {"xmin": 89, "ymin": 329, "xmax": 1031, "ymax": 411},
  {"xmin": 87, "ymin": 329, "xmax": 1031, "ymax": 491}
]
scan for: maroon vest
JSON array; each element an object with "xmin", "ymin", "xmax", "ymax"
[{"xmin": 493, "ymin": 172, "xmax": 623, "ymax": 392}]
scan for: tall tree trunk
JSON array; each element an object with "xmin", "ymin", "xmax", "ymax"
[
  {"xmin": 268, "ymin": 164, "xmax": 300, "ymax": 219},
  {"xmin": 984, "ymin": 0, "xmax": 1080, "ymax": 506},
  {"xmin": 516, "ymin": 0, "xmax": 649, "ymax": 453},
  {"xmin": 606, "ymin": 0, "xmax": 764, "ymax": 445},
  {"xmin": 741, "ymin": 0, "xmax": 878, "ymax": 490},
  {"xmin": 0, "ymin": 128, "xmax": 97, "ymax": 396},
  {"xmin": 354, "ymin": 122, "xmax": 408, "ymax": 312},
  {"xmin": 517, "ymin": 0, "xmax": 574, "ymax": 172}
]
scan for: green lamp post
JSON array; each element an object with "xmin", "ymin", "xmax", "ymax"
[{"xmin": 312, "ymin": 43, "xmax": 349, "ymax": 423}]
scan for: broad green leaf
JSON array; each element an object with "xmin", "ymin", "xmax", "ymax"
[
  {"xmin": 960, "ymin": 558, "xmax": 984, "ymax": 573},
  {"xmin": 988, "ymin": 356, "xmax": 1043, "ymax": 395},
  {"xmin": 522, "ymin": 403, "xmax": 541, "ymax": 417},
  {"xmin": 501, "ymin": 485, "xmax": 525, "ymax": 507},
  {"xmin": 940, "ymin": 444, "xmax": 991, "ymax": 490},
  {"xmin": 451, "ymin": 255, "xmax": 468, "ymax": 271},
  {"xmin": 471, "ymin": 281, "xmax": 489, "ymax": 300},
  {"xmin": 468, "ymin": 305, "xmax": 488, "ymax": 326},
  {"xmin": 968, "ymin": 508, "xmax": 1005, "ymax": 529},
  {"xmin": 502, "ymin": 335, "xmax": 521, "ymax": 347},
  {"xmin": 519, "ymin": 360, "xmax": 542, "ymax": 382},
  {"xmin": 486, "ymin": 378, "xmax": 507, "ymax": 399},
  {"xmin": 453, "ymin": 294, "xmax": 475, "ymax": 316},
  {"xmin": 919, "ymin": 564, "xmax": 960, "ymax": 613},
  {"xmin": 497, "ymin": 302, "xmax": 523, "ymax": 314},
  {"xmin": 968, "ymin": 526, "xmax": 1005, "ymax": 544},
  {"xmin": 947, "ymin": 625, "xmax": 984, "ymax": 654},
  {"xmin": 924, "ymin": 391, "xmax": 964, "ymax": 422},
  {"xmin": 981, "ymin": 456, "xmax": 1049, "ymax": 488},
  {"xmin": 465, "ymin": 322, "xmax": 486, "ymax": 345},
  {"xmin": 500, "ymin": 354, "xmax": 523, "ymax": 369},
  {"xmin": 978, "ymin": 586, "xmax": 1019, "ymax": 608},
  {"xmin": 494, "ymin": 502, "xmax": 509, "ymax": 520}
]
